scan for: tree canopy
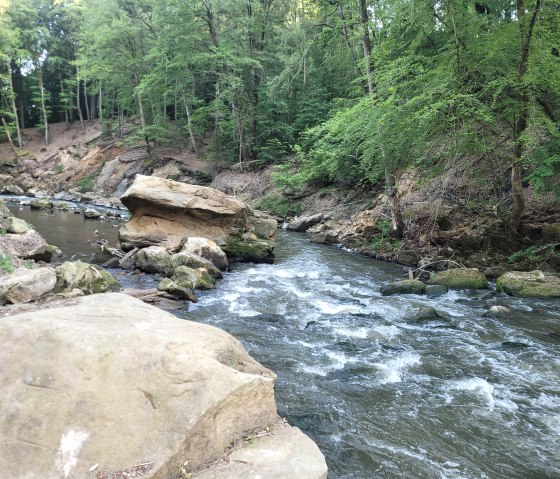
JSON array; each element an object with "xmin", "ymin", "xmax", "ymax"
[{"xmin": 1, "ymin": 0, "xmax": 559, "ymax": 231}]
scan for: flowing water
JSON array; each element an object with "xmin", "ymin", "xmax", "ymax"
[{"xmin": 7, "ymin": 202, "xmax": 560, "ymax": 478}]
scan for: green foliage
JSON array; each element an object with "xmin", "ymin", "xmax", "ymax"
[
  {"xmin": 54, "ymin": 164, "xmax": 64, "ymax": 174},
  {"xmin": 0, "ymin": 253, "xmax": 15, "ymax": 274},
  {"xmin": 508, "ymin": 243, "xmax": 560, "ymax": 265},
  {"xmin": 256, "ymin": 194, "xmax": 301, "ymax": 218},
  {"xmin": 527, "ymin": 140, "xmax": 560, "ymax": 198},
  {"xmin": 77, "ymin": 173, "xmax": 97, "ymax": 192}
]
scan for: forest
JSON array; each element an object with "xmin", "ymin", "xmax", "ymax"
[{"xmin": 1, "ymin": 0, "xmax": 559, "ymax": 238}]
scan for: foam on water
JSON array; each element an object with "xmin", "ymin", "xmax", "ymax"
[
  {"xmin": 447, "ymin": 377, "xmax": 496, "ymax": 411},
  {"xmin": 373, "ymin": 352, "xmax": 421, "ymax": 384}
]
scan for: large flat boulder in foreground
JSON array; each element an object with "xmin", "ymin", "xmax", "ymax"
[
  {"xmin": 119, "ymin": 175, "xmax": 277, "ymax": 262},
  {"xmin": 0, "ymin": 294, "xmax": 326, "ymax": 478}
]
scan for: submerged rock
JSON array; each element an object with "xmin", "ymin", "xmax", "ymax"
[
  {"xmin": 119, "ymin": 175, "xmax": 277, "ymax": 263},
  {"xmin": 381, "ymin": 279, "xmax": 426, "ymax": 296},
  {"xmin": 0, "ymin": 294, "xmax": 326, "ymax": 478},
  {"xmin": 83, "ymin": 207, "xmax": 102, "ymax": 219},
  {"xmin": 496, "ymin": 270, "xmax": 560, "ymax": 298},
  {"xmin": 427, "ymin": 268, "xmax": 488, "ymax": 290},
  {"xmin": 483, "ymin": 305, "xmax": 514, "ymax": 318},
  {"xmin": 409, "ymin": 306, "xmax": 442, "ymax": 322},
  {"xmin": 426, "ymin": 284, "xmax": 448, "ymax": 298}
]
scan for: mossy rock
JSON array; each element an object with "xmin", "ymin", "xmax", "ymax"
[
  {"xmin": 381, "ymin": 279, "xmax": 426, "ymax": 296},
  {"xmin": 30, "ymin": 198, "xmax": 53, "ymax": 210},
  {"xmin": 157, "ymin": 277, "xmax": 197, "ymax": 302},
  {"xmin": 172, "ymin": 265, "xmax": 215, "ymax": 290},
  {"xmin": 135, "ymin": 246, "xmax": 174, "ymax": 276},
  {"xmin": 222, "ymin": 239, "xmax": 275, "ymax": 264},
  {"xmin": 7, "ymin": 217, "xmax": 31, "ymax": 235},
  {"xmin": 55, "ymin": 260, "xmax": 120, "ymax": 295},
  {"xmin": 496, "ymin": 270, "xmax": 560, "ymax": 298},
  {"xmin": 428, "ymin": 268, "xmax": 488, "ymax": 290}
]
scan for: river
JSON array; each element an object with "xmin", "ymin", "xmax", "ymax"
[{"xmin": 7, "ymin": 201, "xmax": 560, "ymax": 479}]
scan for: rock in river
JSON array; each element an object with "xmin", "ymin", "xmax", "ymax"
[
  {"xmin": 381, "ymin": 279, "xmax": 426, "ymax": 296},
  {"xmin": 496, "ymin": 270, "xmax": 560, "ymax": 298},
  {"xmin": 428, "ymin": 267, "xmax": 488, "ymax": 290},
  {"xmin": 0, "ymin": 293, "xmax": 327, "ymax": 478},
  {"xmin": 119, "ymin": 175, "xmax": 277, "ymax": 263}
]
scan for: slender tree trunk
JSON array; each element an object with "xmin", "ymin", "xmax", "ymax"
[
  {"xmin": 360, "ymin": 0, "xmax": 404, "ymax": 238},
  {"xmin": 174, "ymin": 78, "xmax": 178, "ymax": 122},
  {"xmin": 181, "ymin": 88, "xmax": 198, "ymax": 155},
  {"xmin": 358, "ymin": 0, "xmax": 375, "ymax": 95},
  {"xmin": 84, "ymin": 78, "xmax": 91, "ymax": 121},
  {"xmin": 2, "ymin": 118, "xmax": 18, "ymax": 157},
  {"xmin": 338, "ymin": 4, "xmax": 365, "ymax": 92},
  {"xmin": 5, "ymin": 62, "xmax": 22, "ymax": 148},
  {"xmin": 385, "ymin": 170, "xmax": 405, "ymax": 238},
  {"xmin": 60, "ymin": 73, "xmax": 68, "ymax": 125},
  {"xmin": 301, "ymin": 0, "xmax": 307, "ymax": 91},
  {"xmin": 509, "ymin": 0, "xmax": 542, "ymax": 235},
  {"xmin": 76, "ymin": 67, "xmax": 85, "ymax": 130},
  {"xmin": 98, "ymin": 80, "xmax": 103, "ymax": 123},
  {"xmin": 37, "ymin": 67, "xmax": 49, "ymax": 145}
]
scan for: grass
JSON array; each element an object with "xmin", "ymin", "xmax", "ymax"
[
  {"xmin": 256, "ymin": 194, "xmax": 301, "ymax": 217},
  {"xmin": 0, "ymin": 253, "xmax": 16, "ymax": 273},
  {"xmin": 77, "ymin": 173, "xmax": 98, "ymax": 193}
]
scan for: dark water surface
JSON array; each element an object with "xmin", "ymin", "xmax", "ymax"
[
  {"xmin": 7, "ymin": 200, "xmax": 119, "ymax": 261},
  {"xmin": 10, "ymin": 202, "xmax": 560, "ymax": 479}
]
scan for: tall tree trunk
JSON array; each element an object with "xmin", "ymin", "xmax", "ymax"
[
  {"xmin": 359, "ymin": 0, "xmax": 404, "ymax": 238},
  {"xmin": 76, "ymin": 67, "xmax": 85, "ymax": 130},
  {"xmin": 98, "ymin": 80, "xmax": 103, "ymax": 123},
  {"xmin": 60, "ymin": 73, "xmax": 68, "ymax": 126},
  {"xmin": 84, "ymin": 78, "xmax": 91, "ymax": 121},
  {"xmin": 358, "ymin": 0, "xmax": 375, "ymax": 95},
  {"xmin": 5, "ymin": 62, "xmax": 22, "ymax": 148},
  {"xmin": 338, "ymin": 3, "xmax": 365, "ymax": 92},
  {"xmin": 2, "ymin": 118, "xmax": 18, "ymax": 157},
  {"xmin": 509, "ymin": 0, "xmax": 542, "ymax": 235},
  {"xmin": 37, "ymin": 67, "xmax": 49, "ymax": 145},
  {"xmin": 181, "ymin": 88, "xmax": 198, "ymax": 155}
]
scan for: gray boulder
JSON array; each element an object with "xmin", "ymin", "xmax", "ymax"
[
  {"xmin": 428, "ymin": 268, "xmax": 488, "ymax": 289},
  {"xmin": 381, "ymin": 279, "xmax": 426, "ymax": 296},
  {"xmin": 286, "ymin": 213, "xmax": 325, "ymax": 232},
  {"xmin": 157, "ymin": 277, "xmax": 198, "ymax": 302},
  {"xmin": 0, "ymin": 229, "xmax": 49, "ymax": 260},
  {"xmin": 0, "ymin": 267, "xmax": 56, "ymax": 304},
  {"xmin": 180, "ymin": 236, "xmax": 228, "ymax": 270},
  {"xmin": 496, "ymin": 270, "xmax": 560, "ymax": 298},
  {"xmin": 0, "ymin": 294, "xmax": 327, "ymax": 478}
]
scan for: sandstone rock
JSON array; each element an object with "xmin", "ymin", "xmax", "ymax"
[
  {"xmin": 426, "ymin": 284, "xmax": 448, "ymax": 298},
  {"xmin": 30, "ymin": 198, "xmax": 53, "ymax": 210},
  {"xmin": 55, "ymin": 260, "xmax": 120, "ymax": 295},
  {"xmin": 428, "ymin": 268, "xmax": 488, "ymax": 289},
  {"xmin": 172, "ymin": 265, "xmax": 216, "ymax": 290},
  {"xmin": 83, "ymin": 207, "xmax": 102, "ymax": 219},
  {"xmin": 286, "ymin": 213, "xmax": 325, "ymax": 232},
  {"xmin": 194, "ymin": 421, "xmax": 328, "ymax": 479},
  {"xmin": 181, "ymin": 237, "xmax": 228, "ymax": 270},
  {"xmin": 0, "ymin": 200, "xmax": 12, "ymax": 231},
  {"xmin": 7, "ymin": 216, "xmax": 31, "ymax": 234},
  {"xmin": 496, "ymin": 270, "xmax": 560, "ymax": 298},
  {"xmin": 0, "ymin": 293, "xmax": 305, "ymax": 478},
  {"xmin": 157, "ymin": 277, "xmax": 198, "ymax": 302},
  {"xmin": 0, "ymin": 229, "xmax": 48, "ymax": 260},
  {"xmin": 381, "ymin": 279, "xmax": 426, "ymax": 296},
  {"xmin": 119, "ymin": 175, "xmax": 276, "ymax": 262},
  {"xmin": 0, "ymin": 267, "xmax": 56, "ymax": 304}
]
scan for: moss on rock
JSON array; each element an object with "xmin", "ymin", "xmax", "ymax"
[
  {"xmin": 381, "ymin": 279, "xmax": 426, "ymax": 296},
  {"xmin": 496, "ymin": 270, "xmax": 560, "ymax": 298},
  {"xmin": 222, "ymin": 239, "xmax": 275, "ymax": 263},
  {"xmin": 428, "ymin": 268, "xmax": 488, "ymax": 289},
  {"xmin": 55, "ymin": 260, "xmax": 120, "ymax": 295}
]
